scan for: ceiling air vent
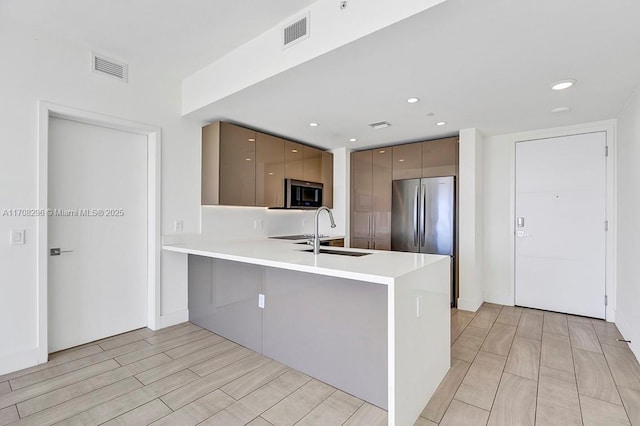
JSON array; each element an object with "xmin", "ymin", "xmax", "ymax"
[
  {"xmin": 91, "ymin": 52, "xmax": 128, "ymax": 82},
  {"xmin": 283, "ymin": 13, "xmax": 310, "ymax": 49},
  {"xmin": 369, "ymin": 121, "xmax": 392, "ymax": 130}
]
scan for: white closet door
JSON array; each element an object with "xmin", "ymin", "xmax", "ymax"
[{"xmin": 48, "ymin": 117, "xmax": 148, "ymax": 352}]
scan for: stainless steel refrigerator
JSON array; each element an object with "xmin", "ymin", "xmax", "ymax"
[{"xmin": 391, "ymin": 176, "xmax": 455, "ymax": 304}]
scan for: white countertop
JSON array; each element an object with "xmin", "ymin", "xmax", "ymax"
[{"xmin": 162, "ymin": 236, "xmax": 448, "ymax": 285}]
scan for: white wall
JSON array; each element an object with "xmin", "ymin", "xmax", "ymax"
[
  {"xmin": 0, "ymin": 17, "xmax": 200, "ymax": 374},
  {"xmin": 458, "ymin": 128, "xmax": 484, "ymax": 311},
  {"xmin": 481, "ymin": 121, "xmax": 617, "ymax": 320},
  {"xmin": 616, "ymin": 87, "xmax": 640, "ymax": 358}
]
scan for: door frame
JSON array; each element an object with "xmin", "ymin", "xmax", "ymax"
[
  {"xmin": 511, "ymin": 120, "xmax": 616, "ymax": 320},
  {"xmin": 36, "ymin": 101, "xmax": 162, "ymax": 363}
]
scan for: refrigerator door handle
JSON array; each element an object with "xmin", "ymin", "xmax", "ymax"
[
  {"xmin": 413, "ymin": 185, "xmax": 419, "ymax": 246},
  {"xmin": 420, "ymin": 183, "xmax": 427, "ymax": 247}
]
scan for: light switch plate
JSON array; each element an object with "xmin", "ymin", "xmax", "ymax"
[
  {"xmin": 258, "ymin": 293, "xmax": 265, "ymax": 309},
  {"xmin": 10, "ymin": 229, "xmax": 25, "ymax": 245}
]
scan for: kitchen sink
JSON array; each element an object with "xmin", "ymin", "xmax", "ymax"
[{"xmin": 300, "ymin": 248, "xmax": 371, "ymax": 257}]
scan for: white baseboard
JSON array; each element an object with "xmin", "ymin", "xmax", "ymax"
[
  {"xmin": 615, "ymin": 315, "xmax": 639, "ymax": 363},
  {"xmin": 457, "ymin": 297, "xmax": 483, "ymax": 312},
  {"xmin": 0, "ymin": 347, "xmax": 41, "ymax": 376},
  {"xmin": 483, "ymin": 293, "xmax": 514, "ymax": 307},
  {"xmin": 158, "ymin": 309, "xmax": 189, "ymax": 329}
]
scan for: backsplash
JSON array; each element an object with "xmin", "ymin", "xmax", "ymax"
[{"xmin": 199, "ymin": 205, "xmax": 344, "ymax": 241}]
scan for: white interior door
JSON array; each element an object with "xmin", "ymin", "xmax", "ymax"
[
  {"xmin": 515, "ymin": 132, "xmax": 606, "ymax": 319},
  {"xmin": 48, "ymin": 117, "xmax": 148, "ymax": 352}
]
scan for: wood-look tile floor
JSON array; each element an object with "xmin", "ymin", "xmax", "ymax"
[
  {"xmin": 1, "ymin": 305, "xmax": 639, "ymax": 425},
  {"xmin": 419, "ymin": 304, "xmax": 640, "ymax": 426}
]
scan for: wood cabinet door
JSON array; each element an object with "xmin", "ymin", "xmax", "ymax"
[
  {"xmin": 201, "ymin": 122, "xmax": 220, "ymax": 205},
  {"xmin": 321, "ymin": 151, "xmax": 333, "ymax": 208},
  {"xmin": 256, "ymin": 132, "xmax": 285, "ymax": 207},
  {"xmin": 422, "ymin": 137, "xmax": 458, "ymax": 177},
  {"xmin": 284, "ymin": 141, "xmax": 304, "ymax": 180},
  {"xmin": 303, "ymin": 146, "xmax": 322, "ymax": 183},
  {"xmin": 392, "ymin": 142, "xmax": 422, "ymax": 180},
  {"xmin": 372, "ymin": 148, "xmax": 392, "ymax": 250},
  {"xmin": 219, "ymin": 123, "xmax": 256, "ymax": 206},
  {"xmin": 350, "ymin": 150, "xmax": 373, "ymax": 241}
]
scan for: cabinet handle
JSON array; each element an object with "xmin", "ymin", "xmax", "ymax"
[
  {"xmin": 367, "ymin": 240, "xmax": 370, "ymax": 249},
  {"xmin": 368, "ymin": 215, "xmax": 371, "ymax": 237},
  {"xmin": 373, "ymin": 215, "xmax": 376, "ymax": 237},
  {"xmin": 373, "ymin": 241, "xmax": 376, "ymax": 250}
]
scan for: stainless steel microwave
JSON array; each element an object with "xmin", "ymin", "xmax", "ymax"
[{"xmin": 285, "ymin": 179, "xmax": 323, "ymax": 209}]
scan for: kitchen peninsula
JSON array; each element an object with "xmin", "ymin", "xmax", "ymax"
[{"xmin": 163, "ymin": 238, "xmax": 450, "ymax": 426}]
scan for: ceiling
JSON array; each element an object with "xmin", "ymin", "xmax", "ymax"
[
  {"xmin": 0, "ymin": 0, "xmax": 318, "ymax": 79},
  {"xmin": 4, "ymin": 0, "xmax": 640, "ymax": 150},
  {"xmin": 188, "ymin": 0, "xmax": 640, "ymax": 150}
]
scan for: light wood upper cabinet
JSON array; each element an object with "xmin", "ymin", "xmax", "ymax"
[
  {"xmin": 303, "ymin": 145, "xmax": 322, "ymax": 183},
  {"xmin": 284, "ymin": 141, "xmax": 304, "ymax": 180},
  {"xmin": 392, "ymin": 142, "xmax": 422, "ymax": 180},
  {"xmin": 321, "ymin": 151, "xmax": 334, "ymax": 209},
  {"xmin": 256, "ymin": 132, "xmax": 285, "ymax": 208},
  {"xmin": 219, "ymin": 122, "xmax": 256, "ymax": 206},
  {"xmin": 422, "ymin": 137, "xmax": 458, "ymax": 177},
  {"xmin": 202, "ymin": 121, "xmax": 333, "ymax": 208}
]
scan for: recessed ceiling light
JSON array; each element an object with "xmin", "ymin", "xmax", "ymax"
[
  {"xmin": 551, "ymin": 106, "xmax": 571, "ymax": 113},
  {"xmin": 349, "ymin": 138, "xmax": 357, "ymax": 142},
  {"xmin": 398, "ymin": 159, "xmax": 405, "ymax": 162},
  {"xmin": 379, "ymin": 150, "xmax": 386, "ymax": 154},
  {"xmin": 309, "ymin": 122, "xmax": 319, "ymax": 127},
  {"xmin": 407, "ymin": 97, "xmax": 420, "ymax": 104},
  {"xmin": 248, "ymin": 138, "xmax": 255, "ymax": 142},
  {"xmin": 436, "ymin": 121, "xmax": 446, "ymax": 126},
  {"xmin": 291, "ymin": 149, "xmax": 298, "ymax": 153},
  {"xmin": 268, "ymin": 172, "xmax": 274, "ymax": 176},
  {"xmin": 551, "ymin": 79, "xmax": 576, "ymax": 90},
  {"xmin": 245, "ymin": 158, "xmax": 252, "ymax": 161}
]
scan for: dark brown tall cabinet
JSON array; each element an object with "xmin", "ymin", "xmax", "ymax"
[{"xmin": 350, "ymin": 148, "xmax": 392, "ymax": 250}]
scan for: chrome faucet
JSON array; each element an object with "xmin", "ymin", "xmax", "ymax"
[{"xmin": 311, "ymin": 206, "xmax": 336, "ymax": 254}]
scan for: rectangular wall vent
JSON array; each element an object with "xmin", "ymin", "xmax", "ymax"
[
  {"xmin": 91, "ymin": 52, "xmax": 128, "ymax": 82},
  {"xmin": 283, "ymin": 13, "xmax": 310, "ymax": 48},
  {"xmin": 369, "ymin": 121, "xmax": 392, "ymax": 130}
]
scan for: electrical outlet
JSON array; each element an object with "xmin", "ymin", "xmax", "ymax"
[
  {"xmin": 174, "ymin": 220, "xmax": 183, "ymax": 233},
  {"xmin": 258, "ymin": 293, "xmax": 265, "ymax": 309},
  {"xmin": 254, "ymin": 220, "xmax": 263, "ymax": 230}
]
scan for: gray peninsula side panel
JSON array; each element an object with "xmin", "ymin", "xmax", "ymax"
[
  {"xmin": 188, "ymin": 256, "xmax": 263, "ymax": 353},
  {"xmin": 262, "ymin": 267, "xmax": 388, "ymax": 409}
]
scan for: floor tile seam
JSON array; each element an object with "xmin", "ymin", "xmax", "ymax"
[
  {"xmin": 4, "ymin": 347, "xmax": 108, "ymax": 387},
  {"xmin": 160, "ymin": 332, "xmax": 221, "ymax": 360},
  {"xmin": 143, "ymin": 329, "xmax": 206, "ymax": 347},
  {"xmin": 188, "ymin": 351, "xmax": 264, "ymax": 380},
  {"xmin": 15, "ymin": 376, "xmax": 141, "ymax": 422},
  {"xmin": 451, "ymin": 396, "xmax": 491, "ymax": 415},
  {"xmin": 338, "ymin": 398, "xmax": 368, "ymax": 426},
  {"xmin": 596, "ymin": 342, "xmax": 634, "ymax": 424},
  {"xmin": 223, "ymin": 365, "xmax": 293, "ymax": 400},
  {"xmin": 137, "ymin": 342, "xmax": 241, "ymax": 385},
  {"xmin": 4, "ymin": 360, "xmax": 124, "ymax": 415}
]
